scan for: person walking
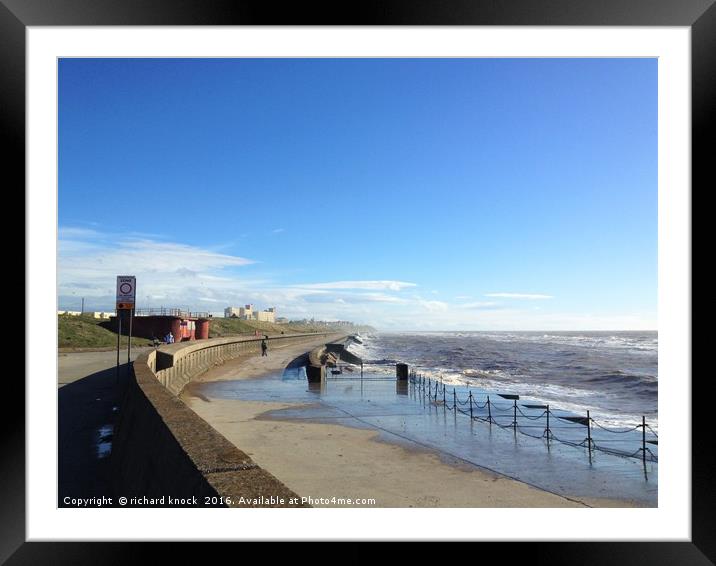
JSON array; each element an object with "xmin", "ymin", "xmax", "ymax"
[{"xmin": 261, "ymin": 338, "xmax": 268, "ymax": 357}]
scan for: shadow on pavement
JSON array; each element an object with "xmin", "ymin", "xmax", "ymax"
[{"xmin": 57, "ymin": 363, "xmax": 131, "ymax": 507}]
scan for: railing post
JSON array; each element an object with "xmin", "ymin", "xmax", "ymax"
[
  {"xmin": 487, "ymin": 396, "xmax": 492, "ymax": 424},
  {"xmin": 469, "ymin": 391, "xmax": 473, "ymax": 419},
  {"xmin": 587, "ymin": 410, "xmax": 592, "ymax": 452},
  {"xmin": 453, "ymin": 388, "xmax": 456, "ymax": 410},
  {"xmin": 546, "ymin": 405, "xmax": 550, "ymax": 441},
  {"xmin": 642, "ymin": 415, "xmax": 647, "ymax": 464},
  {"xmin": 513, "ymin": 399, "xmax": 518, "ymax": 430}
]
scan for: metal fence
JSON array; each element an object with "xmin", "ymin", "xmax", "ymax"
[
  {"xmin": 133, "ymin": 307, "xmax": 211, "ymax": 318},
  {"xmin": 409, "ymin": 370, "xmax": 658, "ymax": 465}
]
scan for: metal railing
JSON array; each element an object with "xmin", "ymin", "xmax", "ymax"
[
  {"xmin": 409, "ymin": 370, "xmax": 658, "ymax": 466},
  {"xmin": 133, "ymin": 307, "xmax": 211, "ymax": 319}
]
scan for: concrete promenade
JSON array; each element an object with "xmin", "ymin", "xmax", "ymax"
[
  {"xmin": 182, "ymin": 351, "xmax": 641, "ymax": 508},
  {"xmin": 57, "ymin": 348, "xmax": 149, "ymax": 506}
]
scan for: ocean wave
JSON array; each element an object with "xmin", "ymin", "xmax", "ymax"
[{"xmin": 354, "ymin": 331, "xmax": 657, "ymax": 430}]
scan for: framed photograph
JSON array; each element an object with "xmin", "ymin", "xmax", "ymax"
[{"xmin": 10, "ymin": 0, "xmax": 708, "ymax": 562}]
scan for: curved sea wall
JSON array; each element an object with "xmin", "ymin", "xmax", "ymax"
[{"xmin": 111, "ymin": 333, "xmax": 336, "ymax": 507}]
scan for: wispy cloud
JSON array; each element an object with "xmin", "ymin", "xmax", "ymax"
[
  {"xmin": 297, "ymin": 280, "xmax": 417, "ymax": 291},
  {"xmin": 462, "ymin": 301, "xmax": 501, "ymax": 310},
  {"xmin": 58, "ymin": 228, "xmax": 648, "ymax": 330},
  {"xmin": 59, "ymin": 227, "xmax": 257, "ymax": 309},
  {"xmin": 272, "ymin": 228, "xmax": 285, "ymax": 234},
  {"xmin": 418, "ymin": 299, "xmax": 449, "ymax": 312},
  {"xmin": 58, "ymin": 228, "xmax": 420, "ymax": 319},
  {"xmin": 485, "ymin": 293, "xmax": 553, "ymax": 300}
]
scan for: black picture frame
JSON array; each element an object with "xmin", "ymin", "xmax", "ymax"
[{"xmin": 7, "ymin": 0, "xmax": 708, "ymax": 563}]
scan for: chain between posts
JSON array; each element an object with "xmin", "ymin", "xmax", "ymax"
[{"xmin": 407, "ymin": 370, "xmax": 657, "ymax": 464}]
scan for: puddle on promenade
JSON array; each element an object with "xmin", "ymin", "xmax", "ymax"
[
  {"xmin": 96, "ymin": 424, "xmax": 113, "ymax": 459},
  {"xmin": 187, "ymin": 366, "xmax": 657, "ymax": 506}
]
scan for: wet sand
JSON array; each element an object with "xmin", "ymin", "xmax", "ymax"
[{"xmin": 181, "ymin": 339, "xmax": 636, "ymax": 508}]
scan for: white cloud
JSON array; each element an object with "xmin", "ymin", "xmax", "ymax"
[
  {"xmin": 462, "ymin": 301, "xmax": 500, "ymax": 310},
  {"xmin": 272, "ymin": 228, "xmax": 285, "ymax": 234},
  {"xmin": 297, "ymin": 280, "xmax": 417, "ymax": 291},
  {"xmin": 485, "ymin": 293, "xmax": 554, "ymax": 300},
  {"xmin": 59, "ymin": 227, "xmax": 257, "ymax": 309},
  {"xmin": 418, "ymin": 299, "xmax": 449, "ymax": 312},
  {"xmin": 58, "ymin": 228, "xmax": 651, "ymax": 330}
]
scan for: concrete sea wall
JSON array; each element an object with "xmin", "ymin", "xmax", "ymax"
[{"xmin": 111, "ymin": 333, "xmax": 335, "ymax": 507}]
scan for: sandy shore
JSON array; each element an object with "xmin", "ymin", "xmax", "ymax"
[{"xmin": 181, "ymin": 338, "xmax": 635, "ymax": 508}]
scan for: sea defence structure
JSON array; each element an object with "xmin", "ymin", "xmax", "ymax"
[
  {"xmin": 306, "ymin": 336, "xmax": 363, "ymax": 382},
  {"xmin": 111, "ymin": 332, "xmax": 338, "ymax": 507}
]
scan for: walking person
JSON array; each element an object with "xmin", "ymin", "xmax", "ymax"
[{"xmin": 261, "ymin": 338, "xmax": 268, "ymax": 357}]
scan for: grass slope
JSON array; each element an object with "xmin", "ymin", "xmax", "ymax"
[
  {"xmin": 59, "ymin": 314, "xmax": 375, "ymax": 349},
  {"xmin": 208, "ymin": 318, "xmax": 373, "ymax": 338},
  {"xmin": 58, "ymin": 314, "xmax": 150, "ymax": 349}
]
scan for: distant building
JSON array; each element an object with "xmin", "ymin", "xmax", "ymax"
[
  {"xmin": 58, "ymin": 310, "xmax": 115, "ymax": 319},
  {"xmin": 224, "ymin": 307, "xmax": 240, "ymax": 318},
  {"xmin": 255, "ymin": 308, "xmax": 276, "ymax": 323},
  {"xmin": 224, "ymin": 304, "xmax": 254, "ymax": 319},
  {"xmin": 93, "ymin": 312, "xmax": 114, "ymax": 319},
  {"xmin": 225, "ymin": 304, "xmax": 275, "ymax": 322},
  {"xmin": 276, "ymin": 317, "xmax": 289, "ymax": 324}
]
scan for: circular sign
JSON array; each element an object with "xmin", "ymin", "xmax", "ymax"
[{"xmin": 119, "ymin": 282, "xmax": 133, "ymax": 294}]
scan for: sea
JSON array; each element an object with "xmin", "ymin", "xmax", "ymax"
[{"xmin": 347, "ymin": 330, "xmax": 657, "ymax": 430}]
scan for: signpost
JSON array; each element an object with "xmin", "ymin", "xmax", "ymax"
[
  {"xmin": 116, "ymin": 276, "xmax": 136, "ymax": 383},
  {"xmin": 116, "ymin": 276, "xmax": 136, "ymax": 310}
]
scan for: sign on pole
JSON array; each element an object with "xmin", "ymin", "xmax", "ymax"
[{"xmin": 116, "ymin": 275, "xmax": 136, "ymax": 310}]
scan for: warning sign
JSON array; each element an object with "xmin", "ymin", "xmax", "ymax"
[{"xmin": 116, "ymin": 276, "xmax": 136, "ymax": 310}]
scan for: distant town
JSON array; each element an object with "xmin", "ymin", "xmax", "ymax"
[
  {"xmin": 223, "ymin": 304, "xmax": 357, "ymax": 327},
  {"xmin": 58, "ymin": 304, "xmax": 367, "ymax": 329}
]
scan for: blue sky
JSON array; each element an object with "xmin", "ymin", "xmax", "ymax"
[{"xmin": 58, "ymin": 58, "xmax": 657, "ymax": 330}]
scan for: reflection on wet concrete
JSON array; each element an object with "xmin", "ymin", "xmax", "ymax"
[
  {"xmin": 307, "ymin": 381, "xmax": 325, "ymax": 394},
  {"xmin": 190, "ymin": 369, "xmax": 658, "ymax": 506},
  {"xmin": 96, "ymin": 424, "xmax": 113, "ymax": 459}
]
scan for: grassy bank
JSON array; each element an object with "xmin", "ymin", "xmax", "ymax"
[
  {"xmin": 208, "ymin": 318, "xmax": 374, "ymax": 338},
  {"xmin": 59, "ymin": 313, "xmax": 374, "ymax": 349},
  {"xmin": 58, "ymin": 314, "xmax": 151, "ymax": 349}
]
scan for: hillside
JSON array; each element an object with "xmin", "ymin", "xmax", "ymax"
[
  {"xmin": 208, "ymin": 317, "xmax": 374, "ymax": 338},
  {"xmin": 59, "ymin": 313, "xmax": 374, "ymax": 349},
  {"xmin": 58, "ymin": 314, "xmax": 150, "ymax": 349}
]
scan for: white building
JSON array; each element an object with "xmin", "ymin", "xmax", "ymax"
[
  {"xmin": 255, "ymin": 308, "xmax": 276, "ymax": 323},
  {"xmin": 225, "ymin": 304, "xmax": 276, "ymax": 322},
  {"xmin": 224, "ymin": 306, "xmax": 242, "ymax": 318},
  {"xmin": 224, "ymin": 305, "xmax": 262, "ymax": 322}
]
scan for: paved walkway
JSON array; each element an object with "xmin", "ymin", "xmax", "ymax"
[{"xmin": 57, "ymin": 348, "xmax": 149, "ymax": 506}]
